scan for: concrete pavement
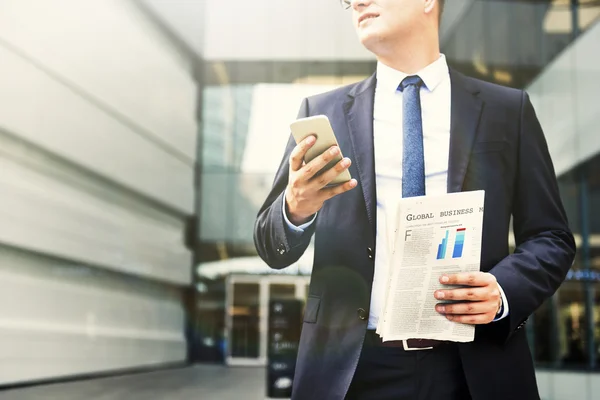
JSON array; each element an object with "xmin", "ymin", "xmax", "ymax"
[{"xmin": 1, "ymin": 365, "xmax": 270, "ymax": 400}]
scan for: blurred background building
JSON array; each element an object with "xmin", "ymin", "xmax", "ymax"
[{"xmin": 0, "ymin": 1, "xmax": 599, "ymax": 399}]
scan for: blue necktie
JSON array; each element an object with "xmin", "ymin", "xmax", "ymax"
[{"xmin": 398, "ymin": 75, "xmax": 425, "ymax": 198}]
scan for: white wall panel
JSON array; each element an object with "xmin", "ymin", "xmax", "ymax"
[
  {"xmin": 0, "ymin": 0, "xmax": 197, "ymax": 163},
  {"xmin": 0, "ymin": 132, "xmax": 191, "ymax": 285},
  {"xmin": 0, "ymin": 43, "xmax": 194, "ymax": 214},
  {"xmin": 0, "ymin": 0, "xmax": 198, "ymax": 384},
  {"xmin": 0, "ymin": 246, "xmax": 186, "ymax": 384},
  {"xmin": 527, "ymin": 21, "xmax": 600, "ymax": 176},
  {"xmin": 142, "ymin": 0, "xmax": 206, "ymax": 55}
]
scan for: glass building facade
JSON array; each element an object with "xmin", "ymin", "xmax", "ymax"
[{"xmin": 193, "ymin": 0, "xmax": 600, "ymax": 397}]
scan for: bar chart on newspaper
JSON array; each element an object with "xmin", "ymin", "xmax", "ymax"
[{"xmin": 436, "ymin": 228, "xmax": 467, "ymax": 259}]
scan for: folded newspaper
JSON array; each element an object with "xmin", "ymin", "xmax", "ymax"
[{"xmin": 376, "ymin": 190, "xmax": 485, "ymax": 343}]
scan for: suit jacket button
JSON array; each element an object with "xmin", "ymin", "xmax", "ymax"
[
  {"xmin": 367, "ymin": 247, "xmax": 374, "ymax": 259},
  {"xmin": 357, "ymin": 308, "xmax": 367, "ymax": 320}
]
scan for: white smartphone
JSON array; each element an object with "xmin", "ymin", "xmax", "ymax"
[{"xmin": 289, "ymin": 115, "xmax": 351, "ymax": 186}]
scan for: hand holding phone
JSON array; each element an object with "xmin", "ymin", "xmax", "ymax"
[
  {"xmin": 285, "ymin": 115, "xmax": 357, "ymax": 225},
  {"xmin": 290, "ymin": 115, "xmax": 352, "ymax": 185}
]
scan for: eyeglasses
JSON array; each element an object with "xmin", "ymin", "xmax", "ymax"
[{"xmin": 341, "ymin": 0, "xmax": 351, "ymax": 10}]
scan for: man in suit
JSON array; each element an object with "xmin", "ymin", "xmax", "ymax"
[{"xmin": 254, "ymin": 0, "xmax": 576, "ymax": 399}]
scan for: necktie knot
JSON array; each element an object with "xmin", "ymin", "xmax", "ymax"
[{"xmin": 398, "ymin": 75, "xmax": 424, "ymax": 92}]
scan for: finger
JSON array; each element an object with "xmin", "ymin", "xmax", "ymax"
[
  {"xmin": 311, "ymin": 157, "xmax": 352, "ymax": 189},
  {"xmin": 289, "ymin": 135, "xmax": 316, "ymax": 172},
  {"xmin": 300, "ymin": 146, "xmax": 340, "ymax": 180},
  {"xmin": 444, "ymin": 313, "xmax": 495, "ymax": 325},
  {"xmin": 321, "ymin": 178, "xmax": 358, "ymax": 200},
  {"xmin": 434, "ymin": 286, "xmax": 497, "ymax": 302},
  {"xmin": 440, "ymin": 272, "xmax": 496, "ymax": 287},
  {"xmin": 436, "ymin": 301, "xmax": 496, "ymax": 315}
]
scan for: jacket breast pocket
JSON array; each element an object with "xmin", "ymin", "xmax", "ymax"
[
  {"xmin": 471, "ymin": 141, "xmax": 507, "ymax": 154},
  {"xmin": 304, "ymin": 295, "xmax": 321, "ymax": 324}
]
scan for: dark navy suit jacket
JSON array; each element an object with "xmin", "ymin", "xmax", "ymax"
[{"xmin": 254, "ymin": 70, "xmax": 576, "ymax": 400}]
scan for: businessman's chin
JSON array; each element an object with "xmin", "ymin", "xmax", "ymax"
[{"xmin": 359, "ymin": 33, "xmax": 387, "ymax": 58}]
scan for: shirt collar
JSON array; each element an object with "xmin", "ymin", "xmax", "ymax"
[{"xmin": 376, "ymin": 53, "xmax": 449, "ymax": 93}]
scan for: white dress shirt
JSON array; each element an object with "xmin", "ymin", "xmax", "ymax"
[{"xmin": 283, "ymin": 54, "xmax": 508, "ymax": 330}]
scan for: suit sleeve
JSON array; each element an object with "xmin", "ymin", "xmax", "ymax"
[
  {"xmin": 253, "ymin": 98, "xmax": 316, "ymax": 269},
  {"xmin": 488, "ymin": 91, "xmax": 576, "ymax": 343}
]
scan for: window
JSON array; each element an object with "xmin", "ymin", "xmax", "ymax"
[
  {"xmin": 556, "ymin": 282, "xmax": 588, "ymax": 367},
  {"xmin": 532, "ymin": 298, "xmax": 554, "ymax": 365}
]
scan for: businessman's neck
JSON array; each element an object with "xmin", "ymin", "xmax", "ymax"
[{"xmin": 376, "ymin": 35, "xmax": 440, "ymax": 75}]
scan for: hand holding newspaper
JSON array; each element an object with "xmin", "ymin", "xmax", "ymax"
[{"xmin": 376, "ymin": 190, "xmax": 485, "ymax": 343}]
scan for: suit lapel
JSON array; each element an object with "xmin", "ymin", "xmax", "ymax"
[
  {"xmin": 344, "ymin": 74, "xmax": 377, "ymax": 237},
  {"xmin": 447, "ymin": 69, "xmax": 484, "ymax": 193}
]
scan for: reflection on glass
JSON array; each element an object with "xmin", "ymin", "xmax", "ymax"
[
  {"xmin": 194, "ymin": 279, "xmax": 226, "ymax": 362},
  {"xmin": 270, "ymin": 284, "xmax": 296, "ymax": 301},
  {"xmin": 557, "ymin": 282, "xmax": 588, "ymax": 366},
  {"xmin": 595, "ymin": 284, "xmax": 600, "ymax": 368},
  {"xmin": 558, "ymin": 176, "xmax": 582, "ymax": 271},
  {"xmin": 443, "ymin": 0, "xmax": 600, "ymax": 88},
  {"xmin": 533, "ymin": 298, "xmax": 553, "ymax": 364},
  {"xmin": 230, "ymin": 283, "xmax": 260, "ymax": 358},
  {"xmin": 586, "ymin": 154, "xmax": 600, "ymax": 272}
]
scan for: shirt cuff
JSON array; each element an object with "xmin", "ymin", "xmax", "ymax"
[
  {"xmin": 282, "ymin": 189, "xmax": 317, "ymax": 234},
  {"xmin": 493, "ymin": 283, "xmax": 509, "ymax": 322}
]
